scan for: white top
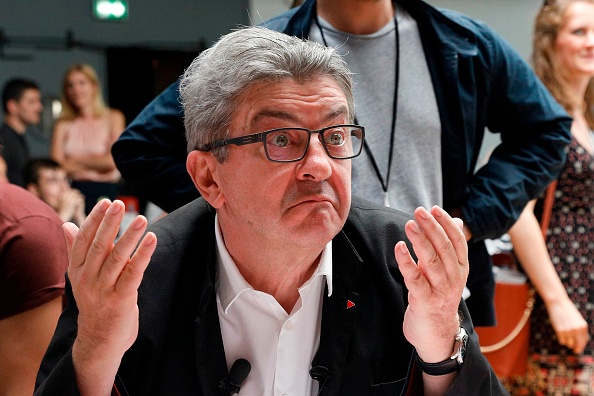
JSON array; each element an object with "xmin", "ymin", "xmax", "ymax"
[{"xmin": 215, "ymin": 216, "xmax": 333, "ymax": 396}]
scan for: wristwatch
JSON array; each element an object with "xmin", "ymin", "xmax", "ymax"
[{"xmin": 416, "ymin": 327, "xmax": 469, "ymax": 376}]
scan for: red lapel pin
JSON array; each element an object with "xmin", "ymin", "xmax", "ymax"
[{"xmin": 347, "ymin": 300, "xmax": 355, "ymax": 309}]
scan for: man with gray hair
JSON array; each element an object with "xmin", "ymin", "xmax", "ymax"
[
  {"xmin": 36, "ymin": 27, "xmax": 506, "ymax": 395},
  {"xmin": 113, "ymin": 0, "xmax": 573, "ymax": 329}
]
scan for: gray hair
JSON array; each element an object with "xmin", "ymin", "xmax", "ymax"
[{"xmin": 179, "ymin": 26, "xmax": 354, "ymax": 161}]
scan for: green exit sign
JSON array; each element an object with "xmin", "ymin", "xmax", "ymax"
[{"xmin": 93, "ymin": 0, "xmax": 129, "ymax": 21}]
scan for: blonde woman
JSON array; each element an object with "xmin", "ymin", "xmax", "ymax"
[
  {"xmin": 506, "ymin": 0, "xmax": 594, "ymax": 393},
  {"xmin": 51, "ymin": 64, "xmax": 125, "ymax": 213}
]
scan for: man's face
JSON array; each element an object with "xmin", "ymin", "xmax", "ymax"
[
  {"xmin": 10, "ymin": 88, "xmax": 43, "ymax": 126},
  {"xmin": 32, "ymin": 168, "xmax": 69, "ymax": 209},
  {"xmin": 202, "ymin": 76, "xmax": 352, "ymax": 251}
]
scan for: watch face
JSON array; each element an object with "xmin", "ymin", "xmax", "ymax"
[
  {"xmin": 461, "ymin": 331, "xmax": 468, "ymax": 359},
  {"xmin": 452, "ymin": 327, "xmax": 468, "ymax": 365}
]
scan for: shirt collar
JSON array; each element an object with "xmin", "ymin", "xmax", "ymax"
[{"xmin": 214, "ymin": 214, "xmax": 333, "ymax": 313}]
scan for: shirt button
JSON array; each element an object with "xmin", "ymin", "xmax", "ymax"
[{"xmin": 285, "ymin": 320, "xmax": 293, "ymax": 330}]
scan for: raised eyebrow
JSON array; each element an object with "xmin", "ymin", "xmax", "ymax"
[
  {"xmin": 325, "ymin": 106, "xmax": 349, "ymax": 123},
  {"xmin": 252, "ymin": 110, "xmax": 298, "ymax": 126},
  {"xmin": 251, "ymin": 106, "xmax": 350, "ymax": 127}
]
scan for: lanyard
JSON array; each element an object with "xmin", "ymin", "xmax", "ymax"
[{"xmin": 314, "ymin": 14, "xmax": 400, "ymax": 207}]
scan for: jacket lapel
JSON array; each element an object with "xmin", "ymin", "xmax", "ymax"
[
  {"xmin": 192, "ymin": 225, "xmax": 229, "ymax": 395},
  {"xmin": 193, "ymin": 280, "xmax": 229, "ymax": 396},
  {"xmin": 312, "ymin": 230, "xmax": 363, "ymax": 395}
]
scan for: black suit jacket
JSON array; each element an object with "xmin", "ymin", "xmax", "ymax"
[{"xmin": 36, "ymin": 197, "xmax": 507, "ymax": 395}]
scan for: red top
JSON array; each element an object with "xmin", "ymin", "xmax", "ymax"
[{"xmin": 0, "ymin": 182, "xmax": 68, "ymax": 319}]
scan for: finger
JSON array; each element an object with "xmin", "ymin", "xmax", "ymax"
[
  {"xmin": 559, "ymin": 333, "xmax": 578, "ymax": 352},
  {"xmin": 394, "ymin": 237, "xmax": 431, "ymax": 299},
  {"xmin": 407, "ymin": 207, "xmax": 451, "ymax": 288},
  {"xmin": 453, "ymin": 217, "xmax": 464, "ymax": 231},
  {"xmin": 69, "ymin": 199, "xmax": 111, "ymax": 269},
  {"xmin": 116, "ymin": 232, "xmax": 157, "ymax": 295},
  {"xmin": 84, "ymin": 201, "xmax": 126, "ymax": 280},
  {"xmin": 574, "ymin": 341, "xmax": 585, "ymax": 354},
  {"xmin": 574, "ymin": 329, "xmax": 590, "ymax": 354},
  {"xmin": 431, "ymin": 206, "xmax": 469, "ymax": 270},
  {"xmin": 99, "ymin": 214, "xmax": 149, "ymax": 285},
  {"xmin": 62, "ymin": 222, "xmax": 79, "ymax": 259}
]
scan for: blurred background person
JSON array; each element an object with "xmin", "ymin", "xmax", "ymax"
[
  {"xmin": 50, "ymin": 63, "xmax": 125, "ymax": 214},
  {"xmin": 0, "ymin": 78, "xmax": 43, "ymax": 187},
  {"xmin": 0, "ymin": 181, "xmax": 68, "ymax": 396},
  {"xmin": 506, "ymin": 0, "xmax": 594, "ymax": 394},
  {"xmin": 0, "ymin": 154, "xmax": 8, "ymax": 183},
  {"xmin": 24, "ymin": 158, "xmax": 86, "ymax": 226}
]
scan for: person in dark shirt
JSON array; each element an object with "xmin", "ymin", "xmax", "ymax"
[{"xmin": 0, "ymin": 78, "xmax": 43, "ymax": 187}]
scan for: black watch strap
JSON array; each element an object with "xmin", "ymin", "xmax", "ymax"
[
  {"xmin": 415, "ymin": 327, "xmax": 468, "ymax": 376},
  {"xmin": 416, "ymin": 354, "xmax": 461, "ymax": 376}
]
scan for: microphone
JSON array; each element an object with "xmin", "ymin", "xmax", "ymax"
[
  {"xmin": 310, "ymin": 365, "xmax": 331, "ymax": 396},
  {"xmin": 219, "ymin": 358, "xmax": 251, "ymax": 395}
]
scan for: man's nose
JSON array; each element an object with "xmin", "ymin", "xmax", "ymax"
[{"xmin": 296, "ymin": 134, "xmax": 333, "ymax": 180}]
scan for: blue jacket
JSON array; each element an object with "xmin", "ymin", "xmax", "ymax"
[{"xmin": 112, "ymin": 0, "xmax": 571, "ymax": 325}]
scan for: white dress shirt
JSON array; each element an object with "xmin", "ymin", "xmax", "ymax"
[{"xmin": 214, "ymin": 216, "xmax": 333, "ymax": 396}]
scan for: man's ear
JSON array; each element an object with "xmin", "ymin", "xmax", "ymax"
[
  {"xmin": 26, "ymin": 183, "xmax": 40, "ymax": 197},
  {"xmin": 187, "ymin": 150, "xmax": 225, "ymax": 208},
  {"xmin": 5, "ymin": 99, "xmax": 18, "ymax": 116}
]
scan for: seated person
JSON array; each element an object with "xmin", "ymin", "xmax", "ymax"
[
  {"xmin": 0, "ymin": 154, "xmax": 7, "ymax": 183},
  {"xmin": 0, "ymin": 181, "xmax": 68, "ymax": 396},
  {"xmin": 36, "ymin": 27, "xmax": 506, "ymax": 395},
  {"xmin": 24, "ymin": 158, "xmax": 86, "ymax": 226}
]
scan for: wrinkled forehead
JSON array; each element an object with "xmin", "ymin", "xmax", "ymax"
[{"xmin": 233, "ymin": 76, "xmax": 351, "ymax": 128}]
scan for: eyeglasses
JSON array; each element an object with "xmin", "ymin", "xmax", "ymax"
[{"xmin": 197, "ymin": 124, "xmax": 365, "ymax": 163}]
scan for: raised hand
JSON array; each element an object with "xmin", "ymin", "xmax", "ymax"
[
  {"xmin": 63, "ymin": 199, "xmax": 157, "ymax": 395},
  {"xmin": 394, "ymin": 206, "xmax": 469, "ymax": 363}
]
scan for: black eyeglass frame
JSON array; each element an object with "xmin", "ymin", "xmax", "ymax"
[{"xmin": 196, "ymin": 124, "xmax": 366, "ymax": 163}]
